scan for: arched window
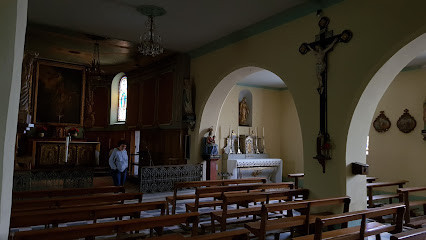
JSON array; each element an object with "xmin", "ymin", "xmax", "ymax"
[
  {"xmin": 110, "ymin": 72, "xmax": 126, "ymax": 125},
  {"xmin": 118, "ymin": 76, "xmax": 127, "ymax": 122}
]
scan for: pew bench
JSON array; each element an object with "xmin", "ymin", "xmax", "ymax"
[
  {"xmin": 12, "ymin": 212, "xmax": 200, "ymax": 240},
  {"xmin": 209, "ymin": 188, "xmax": 309, "ymax": 233},
  {"xmin": 130, "ymin": 229, "xmax": 251, "ymax": 240},
  {"xmin": 12, "ymin": 186, "xmax": 125, "ymax": 200},
  {"xmin": 292, "ymin": 203, "xmax": 405, "ymax": 240},
  {"xmin": 397, "ymin": 186, "xmax": 426, "ymax": 228},
  {"xmin": 390, "ymin": 227, "xmax": 426, "ymax": 240},
  {"xmin": 186, "ymin": 182, "xmax": 294, "ymax": 214},
  {"xmin": 367, "ymin": 181, "xmax": 408, "ymax": 208},
  {"xmin": 166, "ymin": 178, "xmax": 266, "ymax": 215},
  {"xmin": 244, "ymin": 196, "xmax": 351, "ymax": 240},
  {"xmin": 10, "ymin": 201, "xmax": 166, "ymax": 228},
  {"xmin": 12, "ymin": 192, "xmax": 143, "ymax": 212}
]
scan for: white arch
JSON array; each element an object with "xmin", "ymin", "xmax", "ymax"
[
  {"xmin": 199, "ymin": 66, "xmax": 265, "ymax": 134},
  {"xmin": 346, "ymin": 33, "xmax": 426, "ymax": 174}
]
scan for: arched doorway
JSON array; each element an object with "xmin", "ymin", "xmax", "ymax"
[
  {"xmin": 198, "ymin": 66, "xmax": 303, "ymax": 180},
  {"xmin": 346, "ymin": 33, "xmax": 426, "ymax": 206}
]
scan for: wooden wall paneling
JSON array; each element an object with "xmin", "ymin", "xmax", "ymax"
[
  {"xmin": 141, "ymin": 79, "xmax": 156, "ymax": 127},
  {"xmin": 157, "ymin": 71, "xmax": 174, "ymax": 126},
  {"xmin": 126, "ymin": 82, "xmax": 139, "ymax": 127},
  {"xmin": 93, "ymin": 87, "xmax": 109, "ymax": 127}
]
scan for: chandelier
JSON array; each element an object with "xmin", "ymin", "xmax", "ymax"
[
  {"xmin": 88, "ymin": 41, "xmax": 101, "ymax": 77},
  {"xmin": 137, "ymin": 5, "xmax": 166, "ymax": 57}
]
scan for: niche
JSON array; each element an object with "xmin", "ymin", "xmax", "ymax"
[{"xmin": 238, "ymin": 89, "xmax": 252, "ymax": 127}]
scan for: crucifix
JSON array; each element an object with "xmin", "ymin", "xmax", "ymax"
[{"xmin": 299, "ymin": 16, "xmax": 352, "ymax": 173}]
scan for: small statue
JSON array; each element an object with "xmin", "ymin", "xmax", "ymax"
[
  {"xmin": 307, "ymin": 38, "xmax": 338, "ymax": 94},
  {"xmin": 207, "ymin": 127, "xmax": 219, "ymax": 156},
  {"xmin": 239, "ymin": 97, "xmax": 250, "ymax": 126},
  {"xmin": 183, "ymin": 78, "xmax": 194, "ymax": 115}
]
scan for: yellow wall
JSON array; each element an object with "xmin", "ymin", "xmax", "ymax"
[
  {"xmin": 367, "ymin": 69, "xmax": 426, "ymax": 190},
  {"xmin": 189, "ymin": 0, "xmax": 426, "ymax": 210},
  {"xmin": 217, "ymin": 85, "xmax": 304, "ymax": 176}
]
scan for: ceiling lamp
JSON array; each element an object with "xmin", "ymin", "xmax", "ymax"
[
  {"xmin": 88, "ymin": 41, "xmax": 101, "ymax": 77},
  {"xmin": 137, "ymin": 5, "xmax": 166, "ymax": 57}
]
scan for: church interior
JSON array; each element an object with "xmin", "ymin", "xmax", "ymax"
[{"xmin": 1, "ymin": 0, "xmax": 425, "ymax": 239}]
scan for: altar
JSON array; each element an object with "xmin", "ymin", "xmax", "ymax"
[{"xmin": 226, "ymin": 154, "xmax": 283, "ymax": 183}]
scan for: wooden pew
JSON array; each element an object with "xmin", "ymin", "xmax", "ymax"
[
  {"xmin": 10, "ymin": 201, "xmax": 166, "ymax": 228},
  {"xmin": 12, "ymin": 212, "xmax": 200, "ymax": 240},
  {"xmin": 12, "ymin": 186, "xmax": 125, "ymax": 200},
  {"xmin": 292, "ymin": 204, "xmax": 405, "ymax": 240},
  {"xmin": 12, "ymin": 192, "xmax": 143, "ymax": 212},
  {"xmin": 210, "ymin": 188, "xmax": 309, "ymax": 233},
  {"xmin": 288, "ymin": 173, "xmax": 304, "ymax": 189},
  {"xmin": 186, "ymin": 182, "xmax": 294, "ymax": 214},
  {"xmin": 390, "ymin": 227, "xmax": 426, "ymax": 240},
  {"xmin": 244, "ymin": 196, "xmax": 351, "ymax": 240},
  {"xmin": 367, "ymin": 177, "xmax": 378, "ymax": 183},
  {"xmin": 148, "ymin": 229, "xmax": 251, "ymax": 240},
  {"xmin": 398, "ymin": 186, "xmax": 426, "ymax": 228},
  {"xmin": 166, "ymin": 178, "xmax": 266, "ymax": 215},
  {"xmin": 367, "ymin": 180, "xmax": 408, "ymax": 208}
]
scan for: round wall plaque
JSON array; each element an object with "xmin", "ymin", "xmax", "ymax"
[
  {"xmin": 397, "ymin": 109, "xmax": 416, "ymax": 133},
  {"xmin": 373, "ymin": 111, "xmax": 391, "ymax": 133}
]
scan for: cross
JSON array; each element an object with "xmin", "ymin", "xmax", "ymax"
[{"xmin": 299, "ymin": 16, "xmax": 352, "ymax": 173}]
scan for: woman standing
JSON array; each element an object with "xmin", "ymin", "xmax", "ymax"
[{"xmin": 109, "ymin": 140, "xmax": 128, "ymax": 186}]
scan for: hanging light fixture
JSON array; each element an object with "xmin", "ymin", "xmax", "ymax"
[
  {"xmin": 137, "ymin": 5, "xmax": 166, "ymax": 57},
  {"xmin": 88, "ymin": 41, "xmax": 101, "ymax": 77}
]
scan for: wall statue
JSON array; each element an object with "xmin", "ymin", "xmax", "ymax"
[{"xmin": 18, "ymin": 51, "xmax": 39, "ymax": 124}]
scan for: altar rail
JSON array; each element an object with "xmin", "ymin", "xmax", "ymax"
[
  {"xmin": 13, "ymin": 168, "xmax": 94, "ymax": 192},
  {"xmin": 139, "ymin": 164, "xmax": 203, "ymax": 193}
]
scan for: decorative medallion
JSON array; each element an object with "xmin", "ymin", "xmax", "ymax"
[
  {"xmin": 373, "ymin": 111, "xmax": 391, "ymax": 133},
  {"xmin": 397, "ymin": 109, "xmax": 416, "ymax": 133}
]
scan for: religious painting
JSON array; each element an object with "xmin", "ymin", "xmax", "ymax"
[
  {"xmin": 397, "ymin": 109, "xmax": 416, "ymax": 133},
  {"xmin": 373, "ymin": 111, "xmax": 391, "ymax": 133},
  {"xmin": 34, "ymin": 60, "xmax": 85, "ymax": 125}
]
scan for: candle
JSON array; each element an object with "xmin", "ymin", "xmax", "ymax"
[
  {"xmin": 65, "ymin": 135, "xmax": 70, "ymax": 163},
  {"xmin": 263, "ymin": 127, "xmax": 265, "ymax": 138},
  {"xmin": 229, "ymin": 125, "xmax": 231, "ymax": 137},
  {"xmin": 237, "ymin": 127, "xmax": 240, "ymax": 149}
]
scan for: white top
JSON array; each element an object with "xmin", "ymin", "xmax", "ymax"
[{"xmin": 109, "ymin": 148, "xmax": 128, "ymax": 172}]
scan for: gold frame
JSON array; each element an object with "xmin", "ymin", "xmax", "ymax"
[{"xmin": 33, "ymin": 59, "xmax": 85, "ymax": 126}]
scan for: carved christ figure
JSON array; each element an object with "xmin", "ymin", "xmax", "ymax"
[
  {"xmin": 308, "ymin": 38, "xmax": 339, "ymax": 94},
  {"xmin": 239, "ymin": 97, "xmax": 250, "ymax": 125}
]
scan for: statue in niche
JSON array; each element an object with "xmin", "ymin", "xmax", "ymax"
[{"xmin": 239, "ymin": 97, "xmax": 250, "ymax": 126}]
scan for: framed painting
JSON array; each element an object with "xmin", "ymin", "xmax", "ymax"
[{"xmin": 34, "ymin": 60, "xmax": 85, "ymax": 126}]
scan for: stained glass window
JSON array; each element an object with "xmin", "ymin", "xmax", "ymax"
[{"xmin": 118, "ymin": 76, "xmax": 127, "ymax": 122}]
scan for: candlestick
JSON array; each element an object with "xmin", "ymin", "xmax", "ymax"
[
  {"xmin": 65, "ymin": 135, "xmax": 70, "ymax": 163},
  {"xmin": 256, "ymin": 127, "xmax": 260, "ymax": 154},
  {"xmin": 237, "ymin": 126, "xmax": 241, "ymax": 154}
]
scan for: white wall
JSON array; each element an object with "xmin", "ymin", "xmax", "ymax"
[
  {"xmin": 367, "ymin": 69, "xmax": 426, "ymax": 191},
  {"xmin": 217, "ymin": 85, "xmax": 303, "ymax": 177},
  {"xmin": 0, "ymin": 0, "xmax": 27, "ymax": 236}
]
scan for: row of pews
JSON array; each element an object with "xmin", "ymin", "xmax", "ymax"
[{"xmin": 9, "ymin": 175, "xmax": 426, "ymax": 239}]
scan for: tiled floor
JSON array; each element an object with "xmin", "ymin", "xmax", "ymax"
[{"xmin": 10, "ymin": 179, "xmax": 402, "ymax": 239}]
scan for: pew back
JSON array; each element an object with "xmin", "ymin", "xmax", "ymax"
[{"xmin": 12, "ymin": 186, "xmax": 125, "ymax": 200}]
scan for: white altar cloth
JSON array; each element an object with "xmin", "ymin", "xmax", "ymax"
[{"xmin": 226, "ymin": 154, "xmax": 282, "ymax": 183}]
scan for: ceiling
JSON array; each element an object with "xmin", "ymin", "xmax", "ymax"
[
  {"xmin": 238, "ymin": 70, "xmax": 286, "ymax": 89},
  {"xmin": 27, "ymin": 0, "xmax": 308, "ymax": 53}
]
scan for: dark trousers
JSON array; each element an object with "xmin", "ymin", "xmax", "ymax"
[{"xmin": 111, "ymin": 169, "xmax": 127, "ymax": 186}]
